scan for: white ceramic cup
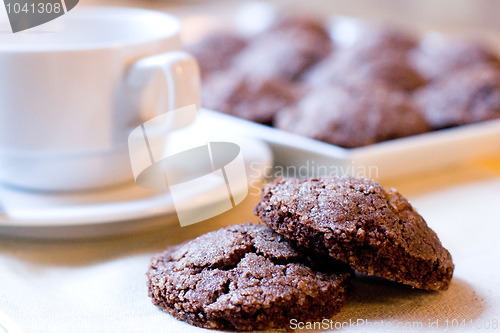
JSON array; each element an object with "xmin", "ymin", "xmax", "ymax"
[{"xmin": 0, "ymin": 6, "xmax": 200, "ymax": 192}]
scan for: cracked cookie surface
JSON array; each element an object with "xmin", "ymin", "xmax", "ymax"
[
  {"xmin": 254, "ymin": 177, "xmax": 454, "ymax": 291},
  {"xmin": 147, "ymin": 223, "xmax": 351, "ymax": 330}
]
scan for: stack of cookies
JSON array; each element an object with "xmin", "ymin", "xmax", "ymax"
[
  {"xmin": 147, "ymin": 176, "xmax": 454, "ymax": 331},
  {"xmin": 187, "ymin": 13, "xmax": 500, "ymax": 148}
]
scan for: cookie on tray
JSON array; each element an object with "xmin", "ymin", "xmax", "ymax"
[
  {"xmin": 275, "ymin": 81, "xmax": 429, "ymax": 148},
  {"xmin": 410, "ymin": 35, "xmax": 500, "ymax": 81},
  {"xmin": 185, "ymin": 32, "xmax": 247, "ymax": 77},
  {"xmin": 348, "ymin": 25, "xmax": 419, "ymax": 54},
  {"xmin": 255, "ymin": 177, "xmax": 454, "ymax": 291},
  {"xmin": 232, "ymin": 24, "xmax": 332, "ymax": 82},
  {"xmin": 202, "ymin": 70, "xmax": 300, "ymax": 125},
  {"xmin": 305, "ymin": 25, "xmax": 424, "ymax": 91},
  {"xmin": 303, "ymin": 48, "xmax": 426, "ymax": 91},
  {"xmin": 147, "ymin": 223, "xmax": 351, "ymax": 331},
  {"xmin": 414, "ymin": 63, "xmax": 500, "ymax": 129},
  {"xmin": 268, "ymin": 12, "xmax": 331, "ymax": 40}
]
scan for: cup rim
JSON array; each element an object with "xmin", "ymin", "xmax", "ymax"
[{"xmin": 0, "ymin": 6, "xmax": 182, "ymax": 53}]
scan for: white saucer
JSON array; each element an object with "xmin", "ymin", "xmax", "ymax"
[{"xmin": 0, "ymin": 124, "xmax": 273, "ymax": 239}]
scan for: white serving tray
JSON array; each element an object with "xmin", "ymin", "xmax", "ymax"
[{"xmin": 180, "ymin": 1, "xmax": 500, "ymax": 180}]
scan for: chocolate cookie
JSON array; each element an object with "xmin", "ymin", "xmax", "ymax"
[
  {"xmin": 185, "ymin": 32, "xmax": 247, "ymax": 77},
  {"xmin": 202, "ymin": 70, "xmax": 300, "ymax": 125},
  {"xmin": 410, "ymin": 35, "xmax": 500, "ymax": 81},
  {"xmin": 414, "ymin": 63, "xmax": 500, "ymax": 129},
  {"xmin": 303, "ymin": 48, "xmax": 426, "ymax": 91},
  {"xmin": 232, "ymin": 25, "xmax": 332, "ymax": 81},
  {"xmin": 268, "ymin": 12, "xmax": 331, "ymax": 41},
  {"xmin": 347, "ymin": 25, "xmax": 419, "ymax": 54},
  {"xmin": 255, "ymin": 177, "xmax": 454, "ymax": 291},
  {"xmin": 147, "ymin": 223, "xmax": 351, "ymax": 331},
  {"xmin": 275, "ymin": 82, "xmax": 429, "ymax": 148},
  {"xmin": 305, "ymin": 25, "xmax": 423, "ymax": 91}
]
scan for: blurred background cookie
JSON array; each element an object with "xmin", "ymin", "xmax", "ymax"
[
  {"xmin": 189, "ymin": 11, "xmax": 500, "ymax": 148},
  {"xmin": 414, "ymin": 63, "xmax": 500, "ymax": 129},
  {"xmin": 232, "ymin": 21, "xmax": 332, "ymax": 82},
  {"xmin": 303, "ymin": 48, "xmax": 426, "ymax": 92},
  {"xmin": 304, "ymin": 25, "xmax": 425, "ymax": 91},
  {"xmin": 410, "ymin": 34, "xmax": 500, "ymax": 81},
  {"xmin": 185, "ymin": 31, "xmax": 247, "ymax": 78},
  {"xmin": 275, "ymin": 81, "xmax": 429, "ymax": 147},
  {"xmin": 202, "ymin": 70, "xmax": 301, "ymax": 125}
]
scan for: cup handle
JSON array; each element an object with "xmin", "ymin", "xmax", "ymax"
[{"xmin": 126, "ymin": 51, "xmax": 200, "ymax": 130}]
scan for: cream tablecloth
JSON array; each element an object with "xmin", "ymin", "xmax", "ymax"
[{"xmin": 1, "ymin": 156, "xmax": 500, "ymax": 332}]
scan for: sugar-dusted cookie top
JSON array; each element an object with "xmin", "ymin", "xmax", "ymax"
[
  {"xmin": 255, "ymin": 176, "xmax": 454, "ymax": 291},
  {"xmin": 147, "ymin": 223, "xmax": 351, "ymax": 331}
]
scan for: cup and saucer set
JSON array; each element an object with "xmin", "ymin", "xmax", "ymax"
[{"xmin": 0, "ymin": 7, "xmax": 272, "ymax": 239}]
